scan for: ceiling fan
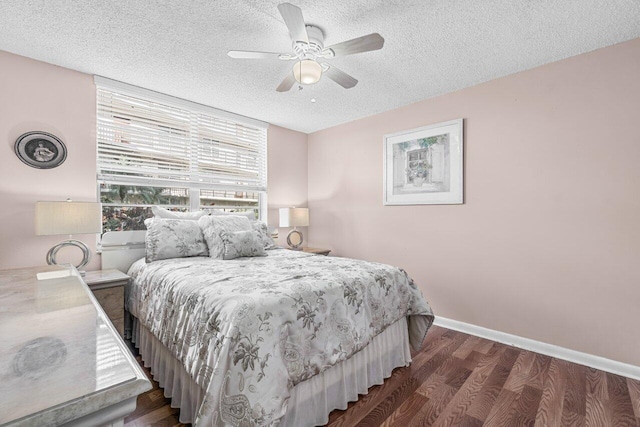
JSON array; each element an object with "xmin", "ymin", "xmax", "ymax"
[{"xmin": 227, "ymin": 2, "xmax": 384, "ymax": 92}]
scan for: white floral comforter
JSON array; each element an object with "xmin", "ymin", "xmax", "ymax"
[{"xmin": 127, "ymin": 249, "xmax": 434, "ymax": 426}]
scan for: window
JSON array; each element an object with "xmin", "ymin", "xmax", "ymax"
[{"xmin": 95, "ymin": 77, "xmax": 268, "ymax": 232}]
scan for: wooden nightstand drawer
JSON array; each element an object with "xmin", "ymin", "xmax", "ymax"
[{"xmin": 84, "ymin": 269, "xmax": 129, "ymax": 337}]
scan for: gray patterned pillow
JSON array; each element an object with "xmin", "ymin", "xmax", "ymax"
[
  {"xmin": 144, "ymin": 218, "xmax": 208, "ymax": 263},
  {"xmin": 220, "ymin": 230, "xmax": 267, "ymax": 260},
  {"xmin": 252, "ymin": 221, "xmax": 278, "ymax": 250},
  {"xmin": 198, "ymin": 215, "xmax": 252, "ymax": 259}
]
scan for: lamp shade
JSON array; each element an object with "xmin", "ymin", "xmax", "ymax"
[
  {"xmin": 279, "ymin": 207, "xmax": 309, "ymax": 227},
  {"xmin": 35, "ymin": 201, "xmax": 102, "ymax": 236},
  {"xmin": 292, "ymin": 60, "xmax": 322, "ymax": 85}
]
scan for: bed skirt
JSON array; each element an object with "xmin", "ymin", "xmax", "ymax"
[{"xmin": 131, "ymin": 316, "xmax": 412, "ymax": 426}]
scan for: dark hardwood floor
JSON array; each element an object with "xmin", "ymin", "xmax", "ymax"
[
  {"xmin": 124, "ymin": 358, "xmax": 185, "ymax": 427},
  {"xmin": 124, "ymin": 326, "xmax": 640, "ymax": 426}
]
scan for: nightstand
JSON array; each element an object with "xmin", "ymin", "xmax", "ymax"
[
  {"xmin": 83, "ymin": 269, "xmax": 129, "ymax": 337},
  {"xmin": 298, "ymin": 247, "xmax": 331, "ymax": 256}
]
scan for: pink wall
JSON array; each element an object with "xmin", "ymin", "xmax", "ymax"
[
  {"xmin": 267, "ymin": 125, "xmax": 308, "ymax": 247},
  {"xmin": 2, "ymin": 38, "xmax": 637, "ymax": 366},
  {"xmin": 307, "ymin": 38, "xmax": 640, "ymax": 366},
  {"xmin": 0, "ymin": 50, "xmax": 99, "ymax": 271},
  {"xmin": 0, "ymin": 51, "xmax": 309, "ymax": 270}
]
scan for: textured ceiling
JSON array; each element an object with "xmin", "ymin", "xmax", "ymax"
[{"xmin": 1, "ymin": 1, "xmax": 639, "ymax": 133}]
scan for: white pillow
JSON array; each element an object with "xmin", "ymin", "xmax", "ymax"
[
  {"xmin": 210, "ymin": 210, "xmax": 255, "ymax": 221},
  {"xmin": 144, "ymin": 218, "xmax": 208, "ymax": 262},
  {"xmin": 152, "ymin": 206, "xmax": 206, "ymax": 220},
  {"xmin": 198, "ymin": 215, "xmax": 253, "ymax": 259}
]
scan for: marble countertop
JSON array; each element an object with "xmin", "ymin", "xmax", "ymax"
[{"xmin": 0, "ymin": 265, "xmax": 151, "ymax": 426}]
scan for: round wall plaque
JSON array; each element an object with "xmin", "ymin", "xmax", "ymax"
[{"xmin": 14, "ymin": 131, "xmax": 67, "ymax": 169}]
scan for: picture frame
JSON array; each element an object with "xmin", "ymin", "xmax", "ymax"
[
  {"xmin": 383, "ymin": 118, "xmax": 463, "ymax": 205},
  {"xmin": 14, "ymin": 131, "xmax": 67, "ymax": 169}
]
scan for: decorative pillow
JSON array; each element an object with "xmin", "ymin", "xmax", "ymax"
[
  {"xmin": 220, "ymin": 230, "xmax": 267, "ymax": 260},
  {"xmin": 210, "ymin": 210, "xmax": 255, "ymax": 220},
  {"xmin": 144, "ymin": 218, "xmax": 208, "ymax": 263},
  {"xmin": 152, "ymin": 206, "xmax": 206, "ymax": 220},
  {"xmin": 252, "ymin": 221, "xmax": 278, "ymax": 250},
  {"xmin": 198, "ymin": 215, "xmax": 253, "ymax": 259}
]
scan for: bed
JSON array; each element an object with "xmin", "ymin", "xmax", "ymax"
[{"xmin": 103, "ymin": 228, "xmax": 434, "ymax": 426}]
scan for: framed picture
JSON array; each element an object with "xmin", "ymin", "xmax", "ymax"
[
  {"xmin": 14, "ymin": 131, "xmax": 67, "ymax": 169},
  {"xmin": 383, "ymin": 118, "xmax": 463, "ymax": 205}
]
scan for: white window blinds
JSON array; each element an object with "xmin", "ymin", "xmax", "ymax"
[{"xmin": 95, "ymin": 77, "xmax": 267, "ymax": 192}]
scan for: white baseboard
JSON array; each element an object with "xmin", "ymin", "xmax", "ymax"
[{"xmin": 433, "ymin": 316, "xmax": 640, "ymax": 381}]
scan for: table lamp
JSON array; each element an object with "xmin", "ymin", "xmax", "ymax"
[
  {"xmin": 279, "ymin": 207, "xmax": 309, "ymax": 249},
  {"xmin": 35, "ymin": 199, "xmax": 102, "ymax": 274}
]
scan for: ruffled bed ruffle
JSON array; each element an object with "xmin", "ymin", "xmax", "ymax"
[{"xmin": 132, "ymin": 316, "xmax": 411, "ymax": 426}]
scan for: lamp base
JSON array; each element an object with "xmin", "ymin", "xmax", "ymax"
[
  {"xmin": 286, "ymin": 229, "xmax": 304, "ymax": 249},
  {"xmin": 46, "ymin": 239, "xmax": 91, "ymax": 273}
]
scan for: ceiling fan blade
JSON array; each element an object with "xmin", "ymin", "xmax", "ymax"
[
  {"xmin": 324, "ymin": 65, "xmax": 358, "ymax": 89},
  {"xmin": 228, "ymin": 50, "xmax": 287, "ymax": 59},
  {"xmin": 277, "ymin": 3, "xmax": 309, "ymax": 44},
  {"xmin": 276, "ymin": 72, "xmax": 296, "ymax": 92},
  {"xmin": 325, "ymin": 33, "xmax": 385, "ymax": 57}
]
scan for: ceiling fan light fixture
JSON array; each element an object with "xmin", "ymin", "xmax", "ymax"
[
  {"xmin": 229, "ymin": 4, "xmax": 383, "ymax": 92},
  {"xmin": 293, "ymin": 59, "xmax": 322, "ymax": 85}
]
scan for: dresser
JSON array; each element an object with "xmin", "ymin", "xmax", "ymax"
[{"xmin": 0, "ymin": 265, "xmax": 151, "ymax": 426}]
